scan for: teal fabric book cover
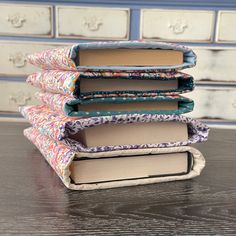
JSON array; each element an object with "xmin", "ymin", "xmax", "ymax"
[
  {"xmin": 35, "ymin": 91, "xmax": 194, "ymax": 117},
  {"xmin": 27, "ymin": 41, "xmax": 196, "ymax": 71},
  {"xmin": 27, "ymin": 70, "xmax": 194, "ymax": 99}
]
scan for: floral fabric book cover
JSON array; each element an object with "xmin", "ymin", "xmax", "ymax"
[
  {"xmin": 24, "ymin": 127, "xmax": 205, "ymax": 191},
  {"xmin": 27, "ymin": 41, "xmax": 196, "ymax": 71}
]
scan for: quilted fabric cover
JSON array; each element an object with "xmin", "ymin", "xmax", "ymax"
[
  {"xmin": 20, "ymin": 105, "xmax": 209, "ymax": 153},
  {"xmin": 27, "ymin": 70, "xmax": 194, "ymax": 99},
  {"xmin": 24, "ymin": 127, "xmax": 205, "ymax": 190},
  {"xmin": 27, "ymin": 41, "xmax": 196, "ymax": 72},
  {"xmin": 35, "ymin": 91, "xmax": 194, "ymax": 117}
]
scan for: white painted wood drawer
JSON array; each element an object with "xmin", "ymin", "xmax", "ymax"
[
  {"xmin": 0, "ymin": 4, "xmax": 52, "ymax": 37},
  {"xmin": 185, "ymin": 87, "xmax": 236, "ymax": 120},
  {"xmin": 140, "ymin": 9, "xmax": 215, "ymax": 42},
  {"xmin": 185, "ymin": 47, "xmax": 236, "ymax": 83},
  {"xmin": 0, "ymin": 41, "xmax": 70, "ymax": 76},
  {"xmin": 56, "ymin": 6, "xmax": 130, "ymax": 40},
  {"xmin": 0, "ymin": 81, "xmax": 39, "ymax": 112},
  {"xmin": 216, "ymin": 11, "xmax": 236, "ymax": 43}
]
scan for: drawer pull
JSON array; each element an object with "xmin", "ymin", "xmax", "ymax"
[
  {"xmin": 9, "ymin": 92, "xmax": 31, "ymax": 106},
  {"xmin": 83, "ymin": 16, "xmax": 103, "ymax": 31},
  {"xmin": 232, "ymin": 100, "xmax": 236, "ymax": 108},
  {"xmin": 168, "ymin": 19, "xmax": 188, "ymax": 34},
  {"xmin": 9, "ymin": 52, "xmax": 27, "ymax": 68},
  {"xmin": 7, "ymin": 13, "xmax": 26, "ymax": 28}
]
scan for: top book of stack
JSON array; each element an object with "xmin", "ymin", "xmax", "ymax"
[{"xmin": 28, "ymin": 41, "xmax": 196, "ymax": 72}]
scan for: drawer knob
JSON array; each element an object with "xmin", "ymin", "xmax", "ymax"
[
  {"xmin": 168, "ymin": 19, "xmax": 188, "ymax": 34},
  {"xmin": 83, "ymin": 16, "xmax": 103, "ymax": 31},
  {"xmin": 232, "ymin": 100, "xmax": 236, "ymax": 108},
  {"xmin": 9, "ymin": 52, "xmax": 27, "ymax": 68},
  {"xmin": 9, "ymin": 92, "xmax": 31, "ymax": 106},
  {"xmin": 7, "ymin": 13, "xmax": 26, "ymax": 28}
]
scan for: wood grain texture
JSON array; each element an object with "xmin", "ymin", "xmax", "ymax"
[{"xmin": 0, "ymin": 122, "xmax": 236, "ymax": 235}]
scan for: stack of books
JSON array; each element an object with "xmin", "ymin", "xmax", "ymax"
[{"xmin": 20, "ymin": 41, "xmax": 209, "ymax": 190}]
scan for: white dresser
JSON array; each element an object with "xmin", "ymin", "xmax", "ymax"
[{"xmin": 1, "ymin": 1, "xmax": 236, "ymax": 124}]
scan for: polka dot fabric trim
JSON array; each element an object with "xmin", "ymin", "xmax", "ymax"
[{"xmin": 35, "ymin": 91, "xmax": 194, "ymax": 117}]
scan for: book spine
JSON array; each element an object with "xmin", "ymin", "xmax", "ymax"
[
  {"xmin": 24, "ymin": 127, "xmax": 75, "ymax": 188},
  {"xmin": 26, "ymin": 70, "xmax": 79, "ymax": 97},
  {"xmin": 27, "ymin": 46, "xmax": 76, "ymax": 70}
]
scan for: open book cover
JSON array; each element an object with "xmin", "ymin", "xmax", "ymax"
[
  {"xmin": 24, "ymin": 127, "xmax": 205, "ymax": 191},
  {"xmin": 20, "ymin": 105, "xmax": 209, "ymax": 153},
  {"xmin": 27, "ymin": 70, "xmax": 194, "ymax": 99},
  {"xmin": 35, "ymin": 91, "xmax": 194, "ymax": 117},
  {"xmin": 27, "ymin": 41, "xmax": 196, "ymax": 72}
]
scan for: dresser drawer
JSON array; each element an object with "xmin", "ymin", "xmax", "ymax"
[
  {"xmin": 56, "ymin": 6, "xmax": 130, "ymax": 40},
  {"xmin": 185, "ymin": 87, "xmax": 236, "ymax": 120},
  {"xmin": 0, "ymin": 41, "xmax": 70, "ymax": 76},
  {"xmin": 0, "ymin": 4, "xmax": 52, "ymax": 37},
  {"xmin": 216, "ymin": 11, "xmax": 236, "ymax": 43},
  {"xmin": 140, "ymin": 9, "xmax": 215, "ymax": 42},
  {"xmin": 185, "ymin": 47, "xmax": 236, "ymax": 83},
  {"xmin": 0, "ymin": 81, "xmax": 39, "ymax": 112}
]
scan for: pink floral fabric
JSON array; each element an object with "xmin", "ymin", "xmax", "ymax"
[
  {"xmin": 27, "ymin": 70, "xmax": 194, "ymax": 98},
  {"xmin": 24, "ymin": 127, "xmax": 205, "ymax": 190},
  {"xmin": 34, "ymin": 91, "xmax": 194, "ymax": 117},
  {"xmin": 28, "ymin": 46, "xmax": 76, "ymax": 71},
  {"xmin": 27, "ymin": 41, "xmax": 196, "ymax": 72},
  {"xmin": 35, "ymin": 92, "xmax": 72, "ymax": 115}
]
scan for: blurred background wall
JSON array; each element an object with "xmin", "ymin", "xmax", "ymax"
[{"xmin": 0, "ymin": 0, "xmax": 236, "ymax": 127}]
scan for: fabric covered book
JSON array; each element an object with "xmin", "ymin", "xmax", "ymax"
[
  {"xmin": 20, "ymin": 105, "xmax": 209, "ymax": 153},
  {"xmin": 70, "ymin": 152, "xmax": 191, "ymax": 184},
  {"xmin": 27, "ymin": 70, "xmax": 194, "ymax": 100},
  {"xmin": 27, "ymin": 41, "xmax": 196, "ymax": 72},
  {"xmin": 24, "ymin": 127, "xmax": 205, "ymax": 190},
  {"xmin": 35, "ymin": 91, "xmax": 194, "ymax": 117}
]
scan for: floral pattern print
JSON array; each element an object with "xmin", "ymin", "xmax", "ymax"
[
  {"xmin": 20, "ymin": 41, "xmax": 209, "ymax": 191},
  {"xmin": 35, "ymin": 91, "xmax": 194, "ymax": 117},
  {"xmin": 27, "ymin": 41, "xmax": 196, "ymax": 72},
  {"xmin": 24, "ymin": 127, "xmax": 205, "ymax": 190},
  {"xmin": 27, "ymin": 70, "xmax": 194, "ymax": 99},
  {"xmin": 20, "ymin": 105, "xmax": 209, "ymax": 153}
]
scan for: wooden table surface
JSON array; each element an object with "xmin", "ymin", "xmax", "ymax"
[{"xmin": 0, "ymin": 122, "xmax": 236, "ymax": 235}]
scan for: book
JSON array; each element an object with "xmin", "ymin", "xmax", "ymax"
[
  {"xmin": 24, "ymin": 127, "xmax": 206, "ymax": 190},
  {"xmin": 35, "ymin": 91, "xmax": 194, "ymax": 117},
  {"xmin": 70, "ymin": 152, "xmax": 190, "ymax": 184},
  {"xmin": 76, "ymin": 100, "xmax": 178, "ymax": 112},
  {"xmin": 77, "ymin": 49, "xmax": 183, "ymax": 66},
  {"xmin": 79, "ymin": 77, "xmax": 178, "ymax": 93},
  {"xmin": 20, "ymin": 105, "xmax": 209, "ymax": 153},
  {"xmin": 27, "ymin": 70, "xmax": 194, "ymax": 100},
  {"xmin": 27, "ymin": 41, "xmax": 196, "ymax": 71},
  {"xmin": 70, "ymin": 121, "xmax": 188, "ymax": 148}
]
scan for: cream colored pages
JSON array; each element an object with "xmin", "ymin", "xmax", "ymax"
[
  {"xmin": 78, "ymin": 49, "xmax": 183, "ymax": 66},
  {"xmin": 78, "ymin": 101, "xmax": 178, "ymax": 112},
  {"xmin": 70, "ymin": 152, "xmax": 188, "ymax": 184},
  {"xmin": 70, "ymin": 121, "xmax": 188, "ymax": 147},
  {"xmin": 80, "ymin": 78, "xmax": 178, "ymax": 93}
]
